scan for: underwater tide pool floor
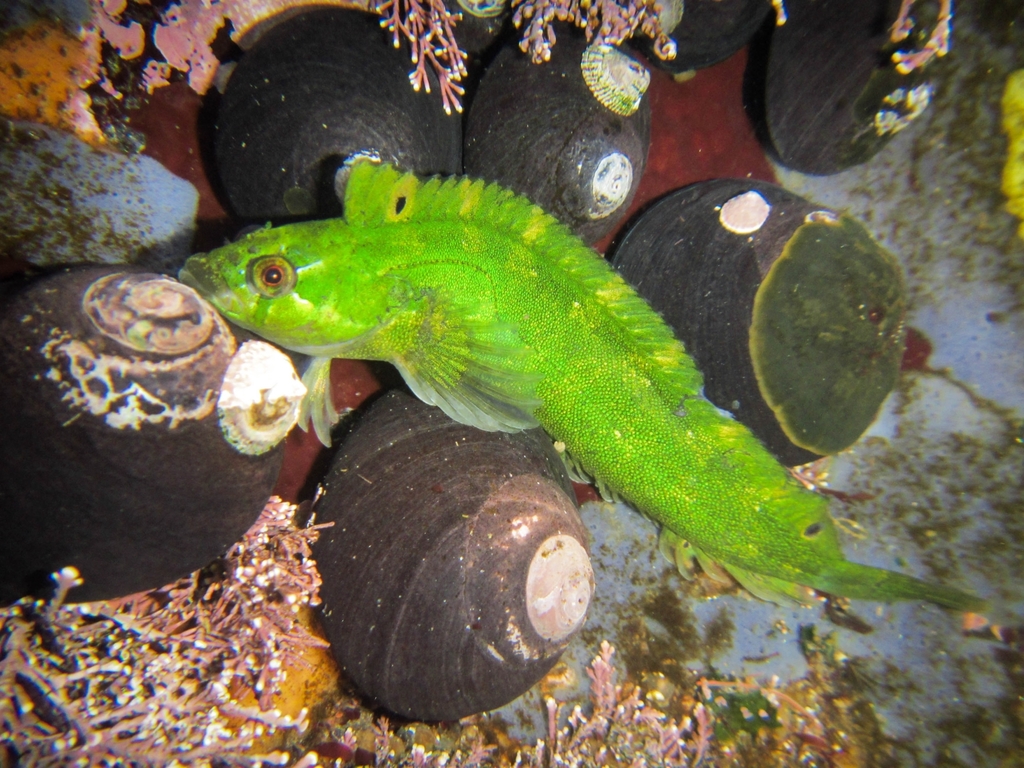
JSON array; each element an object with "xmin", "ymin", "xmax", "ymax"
[{"xmin": 0, "ymin": 1, "xmax": 1022, "ymax": 766}]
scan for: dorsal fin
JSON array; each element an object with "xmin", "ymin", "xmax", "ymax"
[{"xmin": 343, "ymin": 161, "xmax": 704, "ymax": 407}]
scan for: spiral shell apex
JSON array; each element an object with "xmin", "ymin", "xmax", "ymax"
[{"xmin": 215, "ymin": 8, "xmax": 462, "ymax": 220}]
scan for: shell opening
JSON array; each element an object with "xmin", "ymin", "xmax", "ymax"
[
  {"xmin": 657, "ymin": 0, "xmax": 684, "ymax": 35},
  {"xmin": 719, "ymin": 190, "xmax": 771, "ymax": 235},
  {"xmin": 526, "ymin": 534, "xmax": 594, "ymax": 642},
  {"xmin": 217, "ymin": 340, "xmax": 306, "ymax": 455},
  {"xmin": 590, "ymin": 152, "xmax": 633, "ymax": 220}
]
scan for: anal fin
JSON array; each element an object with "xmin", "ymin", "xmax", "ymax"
[{"xmin": 659, "ymin": 528, "xmax": 817, "ymax": 606}]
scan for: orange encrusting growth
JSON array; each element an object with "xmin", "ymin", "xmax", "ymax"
[{"xmin": 0, "ymin": 20, "xmax": 103, "ymax": 144}]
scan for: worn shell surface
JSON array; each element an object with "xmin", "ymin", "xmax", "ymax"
[
  {"xmin": 638, "ymin": 0, "xmax": 772, "ymax": 73},
  {"xmin": 215, "ymin": 8, "xmax": 462, "ymax": 220},
  {"xmin": 0, "ymin": 267, "xmax": 303, "ymax": 603},
  {"xmin": 464, "ymin": 32, "xmax": 650, "ymax": 244},
  {"xmin": 612, "ymin": 179, "xmax": 907, "ymax": 465},
  {"xmin": 758, "ymin": 0, "xmax": 938, "ymax": 175},
  {"xmin": 314, "ymin": 390, "xmax": 594, "ymax": 721}
]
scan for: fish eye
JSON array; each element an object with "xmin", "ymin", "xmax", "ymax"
[
  {"xmin": 247, "ymin": 255, "xmax": 296, "ymax": 298},
  {"xmin": 803, "ymin": 522, "xmax": 822, "ymax": 538}
]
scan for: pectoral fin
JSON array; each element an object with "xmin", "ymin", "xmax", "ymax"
[
  {"xmin": 392, "ymin": 305, "xmax": 543, "ymax": 432},
  {"xmin": 299, "ymin": 356, "xmax": 342, "ymax": 447}
]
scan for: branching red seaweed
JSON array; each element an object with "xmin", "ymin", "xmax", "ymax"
[
  {"xmin": 375, "ymin": 0, "xmax": 468, "ymax": 115},
  {"xmin": 511, "ymin": 0, "xmax": 676, "ymax": 65},
  {"xmin": 0, "ymin": 497, "xmax": 332, "ymax": 766}
]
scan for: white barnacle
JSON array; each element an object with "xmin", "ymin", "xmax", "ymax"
[
  {"xmin": 719, "ymin": 190, "xmax": 772, "ymax": 234},
  {"xmin": 805, "ymin": 210, "xmax": 840, "ymax": 224}
]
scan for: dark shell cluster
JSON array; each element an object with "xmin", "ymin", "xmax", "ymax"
[
  {"xmin": 1, "ymin": 0, "xmax": 933, "ymax": 726},
  {"xmin": 0, "ymin": 267, "xmax": 305, "ymax": 603}
]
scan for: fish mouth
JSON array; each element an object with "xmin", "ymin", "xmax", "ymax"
[{"xmin": 178, "ymin": 258, "xmax": 243, "ymax": 317}]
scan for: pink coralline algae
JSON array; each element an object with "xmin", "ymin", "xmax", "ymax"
[
  {"xmin": 85, "ymin": 0, "xmax": 365, "ymax": 97},
  {"xmin": 511, "ymin": 0, "xmax": 677, "ymax": 66},
  {"xmin": 146, "ymin": 0, "xmax": 228, "ymax": 93},
  {"xmin": 0, "ymin": 497, "xmax": 332, "ymax": 766},
  {"xmin": 377, "ymin": 0, "xmax": 468, "ymax": 116}
]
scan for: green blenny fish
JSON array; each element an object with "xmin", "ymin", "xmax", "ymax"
[{"xmin": 180, "ymin": 161, "xmax": 984, "ymax": 611}]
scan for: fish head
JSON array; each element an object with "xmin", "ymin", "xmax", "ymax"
[{"xmin": 179, "ymin": 220, "xmax": 390, "ymax": 352}]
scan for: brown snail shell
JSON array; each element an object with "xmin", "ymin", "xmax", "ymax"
[
  {"xmin": 214, "ymin": 8, "xmax": 462, "ymax": 221},
  {"xmin": 611, "ymin": 179, "xmax": 907, "ymax": 466},
  {"xmin": 313, "ymin": 390, "xmax": 594, "ymax": 721},
  {"xmin": 757, "ymin": 0, "xmax": 940, "ymax": 174},
  {"xmin": 464, "ymin": 31, "xmax": 650, "ymax": 244},
  {"xmin": 0, "ymin": 267, "xmax": 305, "ymax": 603}
]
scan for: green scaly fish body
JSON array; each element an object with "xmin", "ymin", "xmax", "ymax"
[{"xmin": 180, "ymin": 162, "xmax": 984, "ymax": 612}]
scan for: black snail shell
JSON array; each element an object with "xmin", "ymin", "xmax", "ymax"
[
  {"xmin": 636, "ymin": 0, "xmax": 772, "ymax": 74},
  {"xmin": 0, "ymin": 267, "xmax": 306, "ymax": 603},
  {"xmin": 464, "ymin": 31, "xmax": 650, "ymax": 244},
  {"xmin": 447, "ymin": 0, "xmax": 507, "ymax": 55},
  {"xmin": 215, "ymin": 8, "xmax": 462, "ymax": 220},
  {"xmin": 612, "ymin": 179, "xmax": 907, "ymax": 466},
  {"xmin": 756, "ymin": 0, "xmax": 940, "ymax": 175},
  {"xmin": 314, "ymin": 390, "xmax": 594, "ymax": 721}
]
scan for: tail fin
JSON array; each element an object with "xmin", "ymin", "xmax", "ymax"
[{"xmin": 812, "ymin": 560, "xmax": 987, "ymax": 613}]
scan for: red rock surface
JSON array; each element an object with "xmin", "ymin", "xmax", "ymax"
[{"xmin": 595, "ymin": 48, "xmax": 776, "ymax": 253}]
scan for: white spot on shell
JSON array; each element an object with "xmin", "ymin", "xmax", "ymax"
[
  {"xmin": 589, "ymin": 152, "xmax": 633, "ymax": 219},
  {"xmin": 217, "ymin": 340, "xmax": 306, "ymax": 455},
  {"xmin": 581, "ymin": 44, "xmax": 650, "ymax": 116},
  {"xmin": 805, "ymin": 209, "xmax": 840, "ymax": 224},
  {"xmin": 526, "ymin": 534, "xmax": 594, "ymax": 643},
  {"xmin": 719, "ymin": 190, "xmax": 771, "ymax": 234},
  {"xmin": 505, "ymin": 616, "xmax": 537, "ymax": 660}
]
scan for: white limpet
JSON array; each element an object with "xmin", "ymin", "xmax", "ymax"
[
  {"xmin": 455, "ymin": 0, "xmax": 505, "ymax": 18},
  {"xmin": 581, "ymin": 44, "xmax": 650, "ymax": 117},
  {"xmin": 589, "ymin": 152, "xmax": 633, "ymax": 219},
  {"xmin": 526, "ymin": 534, "xmax": 594, "ymax": 642},
  {"xmin": 218, "ymin": 340, "xmax": 307, "ymax": 455},
  {"xmin": 719, "ymin": 190, "xmax": 771, "ymax": 234}
]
